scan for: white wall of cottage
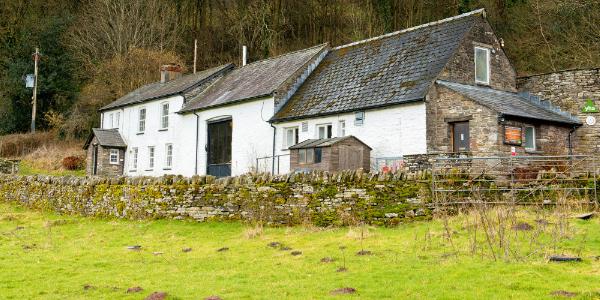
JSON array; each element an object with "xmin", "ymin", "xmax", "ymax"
[{"xmin": 273, "ymin": 102, "xmax": 427, "ymax": 173}]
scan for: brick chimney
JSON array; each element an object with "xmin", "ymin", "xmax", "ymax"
[{"xmin": 160, "ymin": 64, "xmax": 183, "ymax": 83}]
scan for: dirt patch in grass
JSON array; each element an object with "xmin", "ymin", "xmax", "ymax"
[
  {"xmin": 330, "ymin": 287, "xmax": 356, "ymax": 295},
  {"xmin": 356, "ymin": 250, "xmax": 372, "ymax": 256},
  {"xmin": 512, "ymin": 222, "xmax": 533, "ymax": 231},
  {"xmin": 127, "ymin": 286, "xmax": 143, "ymax": 293},
  {"xmin": 320, "ymin": 257, "xmax": 335, "ymax": 263},
  {"xmin": 145, "ymin": 291, "xmax": 168, "ymax": 300},
  {"xmin": 550, "ymin": 290, "xmax": 578, "ymax": 297}
]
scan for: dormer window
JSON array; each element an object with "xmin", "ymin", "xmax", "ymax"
[{"xmin": 474, "ymin": 47, "xmax": 490, "ymax": 85}]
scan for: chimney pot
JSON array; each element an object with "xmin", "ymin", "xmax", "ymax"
[
  {"xmin": 242, "ymin": 46, "xmax": 247, "ymax": 66},
  {"xmin": 160, "ymin": 64, "xmax": 183, "ymax": 83}
]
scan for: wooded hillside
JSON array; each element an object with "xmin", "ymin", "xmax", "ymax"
[{"xmin": 1, "ymin": 0, "xmax": 598, "ymax": 137}]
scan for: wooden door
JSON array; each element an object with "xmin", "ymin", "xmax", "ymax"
[
  {"xmin": 207, "ymin": 119, "xmax": 232, "ymax": 177},
  {"xmin": 92, "ymin": 145, "xmax": 98, "ymax": 175},
  {"xmin": 452, "ymin": 121, "xmax": 470, "ymax": 152},
  {"xmin": 338, "ymin": 145, "xmax": 362, "ymax": 171}
]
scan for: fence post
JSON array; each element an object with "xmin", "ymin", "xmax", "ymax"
[{"xmin": 594, "ymin": 156, "xmax": 598, "ymax": 207}]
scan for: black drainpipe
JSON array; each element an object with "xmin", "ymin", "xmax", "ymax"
[
  {"xmin": 194, "ymin": 112, "xmax": 200, "ymax": 175},
  {"xmin": 568, "ymin": 126, "xmax": 577, "ymax": 155},
  {"xmin": 270, "ymin": 123, "xmax": 276, "ymax": 174}
]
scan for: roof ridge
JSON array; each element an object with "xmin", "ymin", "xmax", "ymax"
[
  {"xmin": 241, "ymin": 43, "xmax": 328, "ymax": 68},
  {"xmin": 333, "ymin": 9, "xmax": 485, "ymax": 50}
]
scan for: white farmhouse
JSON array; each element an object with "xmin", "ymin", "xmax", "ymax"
[{"xmin": 86, "ymin": 9, "xmax": 580, "ymax": 177}]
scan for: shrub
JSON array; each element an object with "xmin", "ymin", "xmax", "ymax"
[{"xmin": 62, "ymin": 156, "xmax": 85, "ymax": 170}]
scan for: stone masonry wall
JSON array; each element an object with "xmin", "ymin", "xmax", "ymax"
[
  {"xmin": 85, "ymin": 136, "xmax": 125, "ymax": 176},
  {"xmin": 438, "ymin": 16, "xmax": 517, "ymax": 92},
  {"xmin": 517, "ymin": 68, "xmax": 600, "ymax": 154},
  {"xmin": 0, "ymin": 171, "xmax": 431, "ymax": 227}
]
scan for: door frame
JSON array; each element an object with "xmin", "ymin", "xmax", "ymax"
[
  {"xmin": 206, "ymin": 117, "xmax": 232, "ymax": 177},
  {"xmin": 450, "ymin": 121, "xmax": 470, "ymax": 153}
]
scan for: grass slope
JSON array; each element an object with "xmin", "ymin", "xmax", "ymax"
[{"xmin": 0, "ymin": 203, "xmax": 599, "ymax": 299}]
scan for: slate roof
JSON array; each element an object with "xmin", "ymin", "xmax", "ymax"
[
  {"xmin": 100, "ymin": 64, "xmax": 234, "ymax": 111},
  {"xmin": 436, "ymin": 80, "xmax": 581, "ymax": 125},
  {"xmin": 179, "ymin": 44, "xmax": 328, "ymax": 113},
  {"xmin": 271, "ymin": 10, "xmax": 484, "ymax": 122},
  {"xmin": 84, "ymin": 128, "xmax": 127, "ymax": 149},
  {"xmin": 289, "ymin": 136, "xmax": 372, "ymax": 150}
]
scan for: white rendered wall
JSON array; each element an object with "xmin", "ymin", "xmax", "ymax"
[{"xmin": 274, "ymin": 102, "xmax": 427, "ymax": 173}]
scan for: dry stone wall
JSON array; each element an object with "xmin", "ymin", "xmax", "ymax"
[{"xmin": 0, "ymin": 171, "xmax": 431, "ymax": 226}]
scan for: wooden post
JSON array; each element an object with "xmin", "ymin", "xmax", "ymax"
[{"xmin": 31, "ymin": 47, "xmax": 40, "ymax": 133}]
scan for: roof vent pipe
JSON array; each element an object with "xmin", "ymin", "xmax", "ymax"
[{"xmin": 242, "ymin": 45, "xmax": 247, "ymax": 66}]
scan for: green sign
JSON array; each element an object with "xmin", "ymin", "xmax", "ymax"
[{"xmin": 582, "ymin": 99, "xmax": 599, "ymax": 113}]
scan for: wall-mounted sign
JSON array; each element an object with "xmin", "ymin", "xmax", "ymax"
[
  {"xmin": 586, "ymin": 115, "xmax": 596, "ymax": 126},
  {"xmin": 503, "ymin": 126, "xmax": 522, "ymax": 145},
  {"xmin": 25, "ymin": 74, "xmax": 34, "ymax": 88},
  {"xmin": 582, "ymin": 99, "xmax": 599, "ymax": 113}
]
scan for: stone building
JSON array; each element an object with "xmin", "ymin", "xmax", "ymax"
[
  {"xmin": 84, "ymin": 129, "xmax": 127, "ymax": 176},
  {"xmin": 289, "ymin": 136, "xmax": 371, "ymax": 172},
  {"xmin": 517, "ymin": 68, "xmax": 600, "ymax": 154}
]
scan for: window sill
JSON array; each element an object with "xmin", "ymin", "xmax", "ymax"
[
  {"xmin": 163, "ymin": 168, "xmax": 172, "ymax": 171},
  {"xmin": 158, "ymin": 128, "xmax": 168, "ymax": 132},
  {"xmin": 280, "ymin": 148, "xmax": 290, "ymax": 151},
  {"xmin": 475, "ymin": 81, "xmax": 490, "ymax": 86},
  {"xmin": 109, "ymin": 163, "xmax": 119, "ymax": 165},
  {"xmin": 129, "ymin": 170, "xmax": 137, "ymax": 172},
  {"xmin": 136, "ymin": 132, "xmax": 144, "ymax": 135}
]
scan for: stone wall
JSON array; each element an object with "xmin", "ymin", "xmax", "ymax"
[
  {"xmin": 0, "ymin": 171, "xmax": 431, "ymax": 226},
  {"xmin": 517, "ymin": 68, "xmax": 600, "ymax": 154},
  {"xmin": 438, "ymin": 16, "xmax": 517, "ymax": 92}
]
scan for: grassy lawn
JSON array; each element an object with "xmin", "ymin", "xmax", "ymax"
[
  {"xmin": 0, "ymin": 203, "xmax": 599, "ymax": 299},
  {"xmin": 17, "ymin": 160, "xmax": 85, "ymax": 177}
]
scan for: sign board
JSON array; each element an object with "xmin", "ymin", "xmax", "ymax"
[
  {"xmin": 586, "ymin": 116, "xmax": 596, "ymax": 126},
  {"xmin": 503, "ymin": 126, "xmax": 522, "ymax": 145},
  {"xmin": 582, "ymin": 99, "xmax": 599, "ymax": 113},
  {"xmin": 25, "ymin": 74, "xmax": 34, "ymax": 88}
]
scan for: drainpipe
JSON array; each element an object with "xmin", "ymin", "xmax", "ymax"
[
  {"xmin": 194, "ymin": 112, "xmax": 200, "ymax": 174},
  {"xmin": 270, "ymin": 123, "xmax": 276, "ymax": 174},
  {"xmin": 568, "ymin": 126, "xmax": 577, "ymax": 156}
]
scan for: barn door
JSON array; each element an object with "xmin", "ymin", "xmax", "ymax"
[
  {"xmin": 452, "ymin": 121, "xmax": 470, "ymax": 152},
  {"xmin": 207, "ymin": 119, "xmax": 232, "ymax": 177}
]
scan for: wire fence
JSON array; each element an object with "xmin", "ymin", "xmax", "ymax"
[
  {"xmin": 255, "ymin": 154, "xmax": 290, "ymax": 175},
  {"xmin": 431, "ymin": 155, "xmax": 598, "ymax": 206}
]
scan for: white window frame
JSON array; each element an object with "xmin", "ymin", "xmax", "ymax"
[
  {"xmin": 109, "ymin": 113, "xmax": 114, "ymax": 129},
  {"xmin": 109, "ymin": 149, "xmax": 119, "ymax": 165},
  {"xmin": 131, "ymin": 148, "xmax": 138, "ymax": 171},
  {"xmin": 116, "ymin": 111, "xmax": 120, "ymax": 128},
  {"xmin": 160, "ymin": 102, "xmax": 169, "ymax": 130},
  {"xmin": 283, "ymin": 127, "xmax": 299, "ymax": 149},
  {"xmin": 354, "ymin": 111, "xmax": 365, "ymax": 126},
  {"xmin": 474, "ymin": 46, "xmax": 491, "ymax": 85},
  {"xmin": 138, "ymin": 107, "xmax": 146, "ymax": 133},
  {"xmin": 165, "ymin": 144, "xmax": 173, "ymax": 169},
  {"xmin": 316, "ymin": 123, "xmax": 332, "ymax": 139},
  {"xmin": 148, "ymin": 146, "xmax": 155, "ymax": 170},
  {"xmin": 338, "ymin": 120, "xmax": 346, "ymax": 137},
  {"xmin": 524, "ymin": 126, "xmax": 536, "ymax": 151}
]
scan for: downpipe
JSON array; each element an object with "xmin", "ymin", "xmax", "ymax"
[{"xmin": 270, "ymin": 123, "xmax": 276, "ymax": 174}]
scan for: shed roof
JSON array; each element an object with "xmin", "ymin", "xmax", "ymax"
[
  {"xmin": 436, "ymin": 80, "xmax": 581, "ymax": 125},
  {"xmin": 270, "ymin": 9, "xmax": 484, "ymax": 122},
  {"xmin": 289, "ymin": 136, "xmax": 372, "ymax": 150},
  {"xmin": 179, "ymin": 44, "xmax": 328, "ymax": 113},
  {"xmin": 99, "ymin": 64, "xmax": 234, "ymax": 111},
  {"xmin": 84, "ymin": 128, "xmax": 127, "ymax": 149}
]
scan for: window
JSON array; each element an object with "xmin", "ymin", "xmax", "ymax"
[
  {"xmin": 160, "ymin": 102, "xmax": 169, "ymax": 129},
  {"xmin": 109, "ymin": 113, "xmax": 114, "ymax": 129},
  {"xmin": 131, "ymin": 148, "xmax": 138, "ymax": 170},
  {"xmin": 524, "ymin": 126, "xmax": 536, "ymax": 151},
  {"xmin": 317, "ymin": 124, "xmax": 332, "ymax": 139},
  {"xmin": 109, "ymin": 149, "xmax": 119, "ymax": 165},
  {"xmin": 306, "ymin": 148, "xmax": 314, "ymax": 163},
  {"xmin": 338, "ymin": 120, "xmax": 346, "ymax": 136},
  {"xmin": 284, "ymin": 127, "xmax": 299, "ymax": 149},
  {"xmin": 165, "ymin": 144, "xmax": 173, "ymax": 169},
  {"xmin": 116, "ymin": 112, "xmax": 120, "ymax": 128},
  {"xmin": 354, "ymin": 111, "xmax": 365, "ymax": 126},
  {"xmin": 138, "ymin": 108, "xmax": 146, "ymax": 133},
  {"xmin": 314, "ymin": 148, "xmax": 322, "ymax": 163},
  {"xmin": 148, "ymin": 146, "xmax": 155, "ymax": 169},
  {"xmin": 474, "ymin": 47, "xmax": 490, "ymax": 85},
  {"xmin": 299, "ymin": 149, "xmax": 306, "ymax": 164},
  {"xmin": 301, "ymin": 122, "xmax": 308, "ymax": 132}
]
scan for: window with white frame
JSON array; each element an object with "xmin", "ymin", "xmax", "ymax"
[
  {"xmin": 138, "ymin": 108, "xmax": 146, "ymax": 133},
  {"xmin": 116, "ymin": 112, "xmax": 120, "ymax": 128},
  {"xmin": 474, "ymin": 47, "xmax": 490, "ymax": 85},
  {"xmin": 524, "ymin": 126, "xmax": 536, "ymax": 151},
  {"xmin": 354, "ymin": 111, "xmax": 365, "ymax": 126},
  {"xmin": 160, "ymin": 102, "xmax": 169, "ymax": 130},
  {"xmin": 108, "ymin": 113, "xmax": 114, "ymax": 129},
  {"xmin": 131, "ymin": 148, "xmax": 138, "ymax": 170},
  {"xmin": 165, "ymin": 144, "xmax": 173, "ymax": 169},
  {"xmin": 316, "ymin": 124, "xmax": 332, "ymax": 139},
  {"xmin": 109, "ymin": 149, "xmax": 119, "ymax": 164},
  {"xmin": 284, "ymin": 127, "xmax": 299, "ymax": 149},
  {"xmin": 338, "ymin": 120, "xmax": 346, "ymax": 136},
  {"xmin": 148, "ymin": 146, "xmax": 155, "ymax": 169}
]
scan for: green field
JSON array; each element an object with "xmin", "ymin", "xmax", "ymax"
[{"xmin": 1, "ymin": 203, "xmax": 599, "ymax": 299}]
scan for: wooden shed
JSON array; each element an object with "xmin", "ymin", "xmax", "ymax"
[{"xmin": 289, "ymin": 136, "xmax": 371, "ymax": 172}]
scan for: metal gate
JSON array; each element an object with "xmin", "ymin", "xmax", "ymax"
[{"xmin": 431, "ymin": 155, "xmax": 598, "ymax": 205}]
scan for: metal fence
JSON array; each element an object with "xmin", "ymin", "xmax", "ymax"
[
  {"xmin": 431, "ymin": 155, "xmax": 598, "ymax": 205},
  {"xmin": 255, "ymin": 154, "xmax": 290, "ymax": 175}
]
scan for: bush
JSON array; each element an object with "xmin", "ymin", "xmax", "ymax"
[{"xmin": 62, "ymin": 156, "xmax": 85, "ymax": 170}]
